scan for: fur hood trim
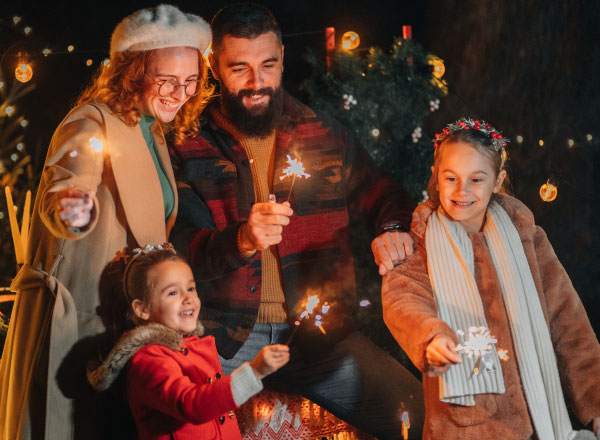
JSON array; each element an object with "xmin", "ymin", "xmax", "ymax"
[{"xmin": 87, "ymin": 321, "xmax": 204, "ymax": 391}]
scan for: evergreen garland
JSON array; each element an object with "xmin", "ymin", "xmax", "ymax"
[{"xmin": 301, "ymin": 36, "xmax": 447, "ymax": 199}]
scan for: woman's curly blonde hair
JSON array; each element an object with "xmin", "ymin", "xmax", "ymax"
[{"xmin": 77, "ymin": 48, "xmax": 213, "ymax": 144}]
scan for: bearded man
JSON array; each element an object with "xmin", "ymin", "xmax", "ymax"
[{"xmin": 168, "ymin": 4, "xmax": 424, "ymax": 438}]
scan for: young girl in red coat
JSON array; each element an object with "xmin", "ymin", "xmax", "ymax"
[
  {"xmin": 87, "ymin": 244, "xmax": 289, "ymax": 440},
  {"xmin": 382, "ymin": 118, "xmax": 600, "ymax": 439}
]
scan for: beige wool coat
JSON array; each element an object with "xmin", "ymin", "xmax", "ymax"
[
  {"xmin": 0, "ymin": 103, "xmax": 178, "ymax": 440},
  {"xmin": 382, "ymin": 195, "xmax": 600, "ymax": 439}
]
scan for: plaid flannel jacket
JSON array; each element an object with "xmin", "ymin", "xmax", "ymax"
[{"xmin": 169, "ymin": 94, "xmax": 414, "ymax": 359}]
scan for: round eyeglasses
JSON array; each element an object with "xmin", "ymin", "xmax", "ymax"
[{"xmin": 146, "ymin": 75, "xmax": 200, "ymax": 97}]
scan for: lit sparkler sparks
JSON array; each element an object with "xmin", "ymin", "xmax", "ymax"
[
  {"xmin": 455, "ymin": 326, "xmax": 508, "ymax": 376},
  {"xmin": 279, "ymin": 154, "xmax": 311, "ymax": 201},
  {"xmin": 285, "ymin": 296, "xmax": 331, "ymax": 344}
]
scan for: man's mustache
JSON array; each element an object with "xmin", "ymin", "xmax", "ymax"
[{"xmin": 236, "ymin": 87, "xmax": 274, "ymax": 99}]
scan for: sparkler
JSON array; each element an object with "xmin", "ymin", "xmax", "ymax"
[
  {"xmin": 401, "ymin": 411, "xmax": 410, "ymax": 440},
  {"xmin": 455, "ymin": 326, "xmax": 508, "ymax": 376},
  {"xmin": 279, "ymin": 154, "xmax": 311, "ymax": 202},
  {"xmin": 285, "ymin": 296, "xmax": 330, "ymax": 344}
]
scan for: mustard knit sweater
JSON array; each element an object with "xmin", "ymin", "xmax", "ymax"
[{"xmin": 211, "ymin": 108, "xmax": 287, "ymax": 323}]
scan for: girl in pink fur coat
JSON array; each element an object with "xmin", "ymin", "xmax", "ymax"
[{"xmin": 382, "ymin": 118, "xmax": 600, "ymax": 440}]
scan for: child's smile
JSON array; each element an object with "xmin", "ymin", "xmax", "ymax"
[{"xmin": 436, "ymin": 141, "xmax": 505, "ymax": 233}]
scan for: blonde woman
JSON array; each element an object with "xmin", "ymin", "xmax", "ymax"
[{"xmin": 0, "ymin": 5, "xmax": 212, "ymax": 439}]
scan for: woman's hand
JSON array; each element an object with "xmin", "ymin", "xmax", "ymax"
[
  {"xmin": 250, "ymin": 344, "xmax": 290, "ymax": 380},
  {"xmin": 56, "ymin": 188, "xmax": 95, "ymax": 228},
  {"xmin": 426, "ymin": 334, "xmax": 461, "ymax": 376}
]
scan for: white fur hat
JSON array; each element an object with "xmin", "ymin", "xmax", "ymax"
[{"xmin": 110, "ymin": 4, "xmax": 211, "ymax": 57}]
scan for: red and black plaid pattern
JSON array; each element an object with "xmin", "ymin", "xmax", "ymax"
[{"xmin": 169, "ymin": 94, "xmax": 414, "ymax": 359}]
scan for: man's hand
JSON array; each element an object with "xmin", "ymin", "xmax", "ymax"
[
  {"xmin": 239, "ymin": 202, "xmax": 293, "ymax": 252},
  {"xmin": 56, "ymin": 188, "xmax": 95, "ymax": 228},
  {"xmin": 371, "ymin": 231, "xmax": 414, "ymax": 275},
  {"xmin": 425, "ymin": 334, "xmax": 461, "ymax": 376}
]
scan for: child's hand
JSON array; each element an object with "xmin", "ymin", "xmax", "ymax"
[
  {"xmin": 250, "ymin": 344, "xmax": 290, "ymax": 380},
  {"xmin": 426, "ymin": 334, "xmax": 461, "ymax": 376}
]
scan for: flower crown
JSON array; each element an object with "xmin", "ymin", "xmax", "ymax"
[
  {"xmin": 122, "ymin": 243, "xmax": 176, "ymax": 299},
  {"xmin": 433, "ymin": 118, "xmax": 509, "ymax": 152}
]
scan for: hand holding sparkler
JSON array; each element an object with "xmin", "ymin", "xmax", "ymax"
[
  {"xmin": 426, "ymin": 333, "xmax": 461, "ymax": 375},
  {"xmin": 249, "ymin": 344, "xmax": 290, "ymax": 380},
  {"xmin": 56, "ymin": 188, "xmax": 95, "ymax": 228},
  {"xmin": 239, "ymin": 201, "xmax": 293, "ymax": 252}
]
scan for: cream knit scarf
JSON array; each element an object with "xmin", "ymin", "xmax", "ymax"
[{"xmin": 426, "ymin": 200, "xmax": 575, "ymax": 440}]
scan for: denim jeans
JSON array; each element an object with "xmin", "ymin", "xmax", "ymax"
[{"xmin": 220, "ymin": 322, "xmax": 424, "ymax": 439}]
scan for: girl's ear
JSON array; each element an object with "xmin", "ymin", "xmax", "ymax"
[
  {"xmin": 132, "ymin": 299, "xmax": 150, "ymax": 321},
  {"xmin": 493, "ymin": 170, "xmax": 507, "ymax": 193}
]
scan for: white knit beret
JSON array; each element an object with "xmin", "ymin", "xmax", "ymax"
[{"xmin": 110, "ymin": 4, "xmax": 211, "ymax": 57}]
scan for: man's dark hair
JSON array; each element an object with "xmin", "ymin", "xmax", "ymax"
[{"xmin": 211, "ymin": 3, "xmax": 282, "ymax": 51}]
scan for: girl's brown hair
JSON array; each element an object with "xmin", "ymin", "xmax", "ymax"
[
  {"xmin": 426, "ymin": 128, "xmax": 511, "ymax": 205},
  {"xmin": 98, "ymin": 248, "xmax": 188, "ymax": 342},
  {"xmin": 76, "ymin": 48, "xmax": 213, "ymax": 144}
]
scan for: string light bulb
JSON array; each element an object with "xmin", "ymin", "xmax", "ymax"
[
  {"xmin": 341, "ymin": 31, "xmax": 360, "ymax": 51},
  {"xmin": 371, "ymin": 128, "xmax": 380, "ymax": 138},
  {"xmin": 15, "ymin": 62, "xmax": 33, "ymax": 83},
  {"xmin": 539, "ymin": 180, "xmax": 558, "ymax": 202},
  {"xmin": 67, "ymin": 45, "xmax": 75, "ymax": 52},
  {"xmin": 586, "ymin": 134, "xmax": 593, "ymax": 142},
  {"xmin": 23, "ymin": 27, "xmax": 32, "ymax": 35},
  {"xmin": 86, "ymin": 59, "xmax": 93, "ymax": 67},
  {"xmin": 5, "ymin": 106, "xmax": 15, "ymax": 116},
  {"xmin": 538, "ymin": 139, "xmax": 544, "ymax": 147},
  {"xmin": 12, "ymin": 16, "xmax": 22, "ymax": 25},
  {"xmin": 567, "ymin": 139, "xmax": 574, "ymax": 148},
  {"xmin": 516, "ymin": 135, "xmax": 523, "ymax": 144},
  {"xmin": 42, "ymin": 48, "xmax": 52, "ymax": 56}
]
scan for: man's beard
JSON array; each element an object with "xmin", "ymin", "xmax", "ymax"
[{"xmin": 221, "ymin": 85, "xmax": 284, "ymax": 137}]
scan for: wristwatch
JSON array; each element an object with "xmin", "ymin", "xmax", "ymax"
[{"xmin": 378, "ymin": 222, "xmax": 407, "ymax": 235}]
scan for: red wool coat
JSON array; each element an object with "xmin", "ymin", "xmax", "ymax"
[
  {"xmin": 127, "ymin": 334, "xmax": 241, "ymax": 440},
  {"xmin": 382, "ymin": 195, "xmax": 600, "ymax": 439}
]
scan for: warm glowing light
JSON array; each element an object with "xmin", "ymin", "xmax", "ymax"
[
  {"xmin": 539, "ymin": 180, "xmax": 558, "ymax": 202},
  {"xmin": 567, "ymin": 139, "xmax": 574, "ymax": 148},
  {"xmin": 16, "ymin": 143, "xmax": 24, "ymax": 151},
  {"xmin": 20, "ymin": 119, "xmax": 28, "ymax": 127},
  {"xmin": 371, "ymin": 128, "xmax": 380, "ymax": 138},
  {"xmin": 89, "ymin": 137, "xmax": 104, "ymax": 152},
  {"xmin": 5, "ymin": 106, "xmax": 15, "ymax": 116},
  {"xmin": 69, "ymin": 150, "xmax": 78, "ymax": 158},
  {"xmin": 86, "ymin": 59, "xmax": 93, "ymax": 66},
  {"xmin": 341, "ymin": 31, "xmax": 360, "ymax": 51},
  {"xmin": 0, "ymin": 81, "xmax": 4, "ymax": 89},
  {"xmin": 42, "ymin": 48, "xmax": 51, "ymax": 56},
  {"xmin": 23, "ymin": 27, "xmax": 32, "ymax": 35},
  {"xmin": 15, "ymin": 63, "xmax": 33, "ymax": 83},
  {"xmin": 427, "ymin": 55, "xmax": 446, "ymax": 79},
  {"xmin": 359, "ymin": 299, "xmax": 371, "ymax": 307},
  {"xmin": 11, "ymin": 154, "xmax": 18, "ymax": 162},
  {"xmin": 12, "ymin": 16, "xmax": 22, "ymax": 25},
  {"xmin": 102, "ymin": 58, "xmax": 110, "ymax": 66},
  {"xmin": 586, "ymin": 134, "xmax": 593, "ymax": 142},
  {"xmin": 516, "ymin": 135, "xmax": 523, "ymax": 144},
  {"xmin": 538, "ymin": 139, "xmax": 544, "ymax": 147},
  {"xmin": 67, "ymin": 45, "xmax": 75, "ymax": 52},
  {"xmin": 279, "ymin": 155, "xmax": 311, "ymax": 180}
]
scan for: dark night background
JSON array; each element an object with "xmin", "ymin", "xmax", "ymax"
[{"xmin": 1, "ymin": 0, "xmax": 598, "ymax": 337}]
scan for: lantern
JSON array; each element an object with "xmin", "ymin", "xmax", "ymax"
[
  {"xmin": 539, "ymin": 180, "xmax": 558, "ymax": 202},
  {"xmin": 341, "ymin": 31, "xmax": 360, "ymax": 51}
]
